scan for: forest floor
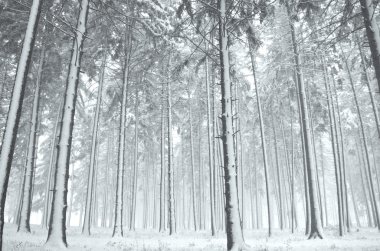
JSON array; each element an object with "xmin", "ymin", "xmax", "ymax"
[{"xmin": 3, "ymin": 224, "xmax": 380, "ymax": 250}]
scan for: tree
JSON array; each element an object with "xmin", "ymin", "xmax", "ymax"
[
  {"xmin": 218, "ymin": 0, "xmax": 246, "ymax": 249},
  {"xmin": 45, "ymin": 0, "xmax": 90, "ymax": 247}
]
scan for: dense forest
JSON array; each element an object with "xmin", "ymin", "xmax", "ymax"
[{"xmin": 1, "ymin": 0, "xmax": 380, "ymax": 250}]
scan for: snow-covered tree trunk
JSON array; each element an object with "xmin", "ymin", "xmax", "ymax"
[
  {"xmin": 130, "ymin": 89, "xmax": 139, "ymax": 231},
  {"xmin": 67, "ymin": 164, "xmax": 75, "ymax": 227},
  {"xmin": 359, "ymin": 0, "xmax": 380, "ymax": 93},
  {"xmin": 44, "ymin": 0, "xmax": 89, "ymax": 248},
  {"xmin": 271, "ymin": 112, "xmax": 283, "ymax": 230},
  {"xmin": 331, "ymin": 77, "xmax": 350, "ymax": 233},
  {"xmin": 159, "ymin": 82, "xmax": 166, "ymax": 232},
  {"xmin": 167, "ymin": 58, "xmax": 175, "ymax": 235},
  {"xmin": 218, "ymin": 0, "xmax": 246, "ymax": 249},
  {"xmin": 248, "ymin": 38, "xmax": 271, "ymax": 237},
  {"xmin": 82, "ymin": 51, "xmax": 106, "ymax": 236},
  {"xmin": 0, "ymin": 0, "xmax": 42, "ymax": 245},
  {"xmin": 188, "ymin": 92, "xmax": 197, "ymax": 231},
  {"xmin": 319, "ymin": 139, "xmax": 328, "ymax": 227},
  {"xmin": 113, "ymin": 58, "xmax": 128, "ymax": 238},
  {"xmin": 101, "ymin": 133, "xmax": 111, "ymax": 227},
  {"xmin": 205, "ymin": 48, "xmax": 215, "ymax": 236},
  {"xmin": 17, "ymin": 45, "xmax": 44, "ymax": 233}
]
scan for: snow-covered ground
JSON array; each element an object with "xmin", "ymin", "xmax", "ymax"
[{"xmin": 3, "ymin": 224, "xmax": 380, "ymax": 250}]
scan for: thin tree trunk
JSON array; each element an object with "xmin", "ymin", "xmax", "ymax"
[
  {"xmin": 271, "ymin": 112, "xmax": 283, "ymax": 230},
  {"xmin": 205, "ymin": 46, "xmax": 215, "ymax": 236},
  {"xmin": 287, "ymin": 3, "xmax": 323, "ymax": 238},
  {"xmin": 82, "ymin": 51, "xmax": 106, "ymax": 236},
  {"xmin": 167, "ymin": 57, "xmax": 175, "ymax": 235},
  {"xmin": 332, "ymin": 77, "xmax": 350, "ymax": 232},
  {"xmin": 159, "ymin": 83, "xmax": 166, "ymax": 232},
  {"xmin": 319, "ymin": 138, "xmax": 329, "ymax": 227},
  {"xmin": 112, "ymin": 27, "xmax": 133, "ymax": 237},
  {"xmin": 0, "ymin": 0, "xmax": 42, "ymax": 244},
  {"xmin": 248, "ymin": 34, "xmax": 271, "ymax": 238},
  {"xmin": 130, "ymin": 89, "xmax": 139, "ymax": 231}
]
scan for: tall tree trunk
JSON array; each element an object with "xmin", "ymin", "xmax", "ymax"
[
  {"xmin": 189, "ymin": 92, "xmax": 197, "ymax": 231},
  {"xmin": 0, "ymin": 0, "xmax": 42, "ymax": 245},
  {"xmin": 359, "ymin": 0, "xmax": 380, "ymax": 92},
  {"xmin": 130, "ymin": 89, "xmax": 139, "ymax": 231},
  {"xmin": 159, "ymin": 83, "xmax": 166, "ymax": 232},
  {"xmin": 287, "ymin": 4, "xmax": 323, "ymax": 239},
  {"xmin": 112, "ymin": 26, "xmax": 133, "ymax": 237},
  {"xmin": 205, "ymin": 47, "xmax": 215, "ymax": 236},
  {"xmin": 45, "ymin": 0, "xmax": 89, "ymax": 247},
  {"xmin": 319, "ymin": 138, "xmax": 329, "ymax": 227},
  {"xmin": 322, "ymin": 58, "xmax": 344, "ymax": 236},
  {"xmin": 101, "ymin": 133, "xmax": 111, "ymax": 227},
  {"xmin": 82, "ymin": 51, "xmax": 106, "ymax": 236},
  {"xmin": 17, "ymin": 45, "xmax": 44, "ymax": 233},
  {"xmin": 219, "ymin": 0, "xmax": 246, "ymax": 249},
  {"xmin": 271, "ymin": 112, "xmax": 283, "ymax": 230},
  {"xmin": 248, "ymin": 32, "xmax": 271, "ymax": 238},
  {"xmin": 167, "ymin": 58, "xmax": 175, "ymax": 235},
  {"xmin": 332, "ymin": 77, "xmax": 350, "ymax": 232}
]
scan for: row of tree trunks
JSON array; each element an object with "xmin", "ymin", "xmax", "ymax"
[
  {"xmin": 17, "ymin": 44, "xmax": 45, "ymax": 233},
  {"xmin": 82, "ymin": 49, "xmax": 106, "ymax": 236},
  {"xmin": 286, "ymin": 2, "xmax": 323, "ymax": 239},
  {"xmin": 0, "ymin": 0, "xmax": 43, "ymax": 246}
]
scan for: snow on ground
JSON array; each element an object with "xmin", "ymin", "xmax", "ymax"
[{"xmin": 3, "ymin": 224, "xmax": 380, "ymax": 250}]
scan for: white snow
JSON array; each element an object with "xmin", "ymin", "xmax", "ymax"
[{"xmin": 4, "ymin": 224, "xmax": 380, "ymax": 250}]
